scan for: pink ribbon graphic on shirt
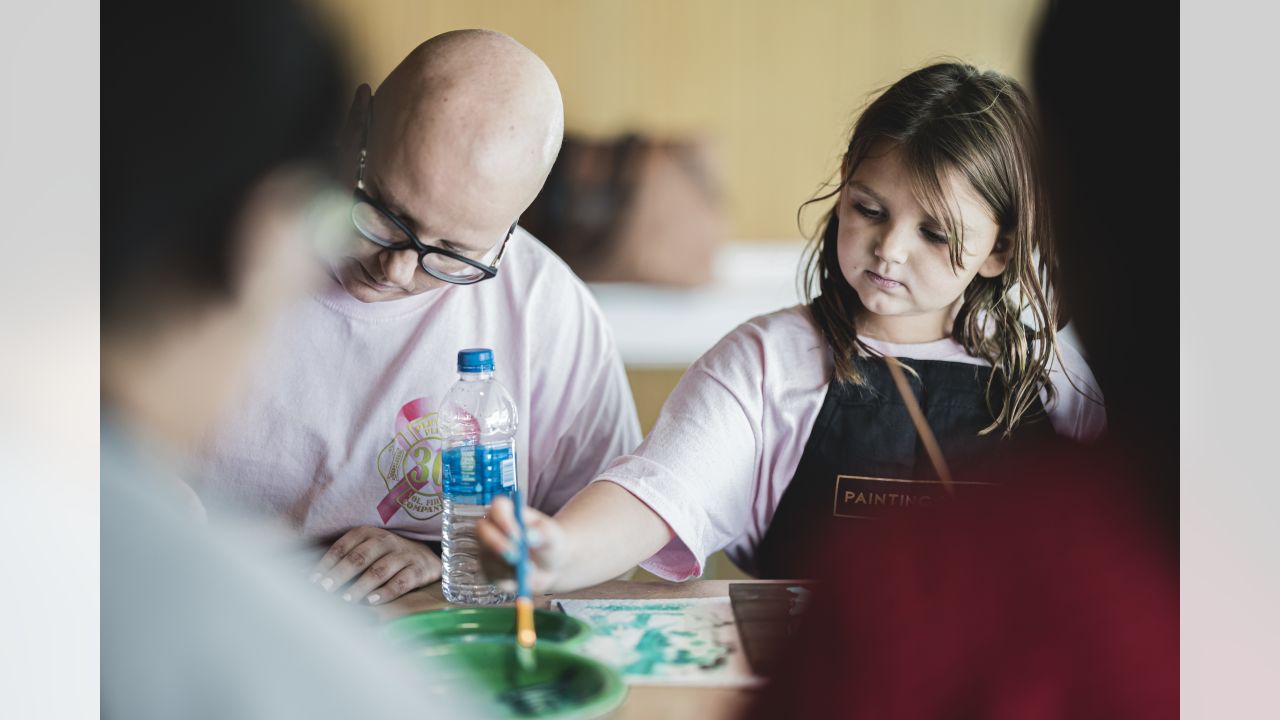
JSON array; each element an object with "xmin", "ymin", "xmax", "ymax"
[{"xmin": 375, "ymin": 397, "xmax": 443, "ymax": 523}]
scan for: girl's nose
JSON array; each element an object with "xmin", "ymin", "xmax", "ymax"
[
  {"xmin": 380, "ymin": 249, "xmax": 420, "ymax": 288},
  {"xmin": 874, "ymin": 225, "xmax": 912, "ymax": 265}
]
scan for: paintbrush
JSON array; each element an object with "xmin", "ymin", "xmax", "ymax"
[
  {"xmin": 512, "ymin": 485, "xmax": 537, "ymax": 672},
  {"xmin": 884, "ymin": 355, "xmax": 953, "ymax": 494},
  {"xmin": 497, "ymin": 488, "xmax": 589, "ymax": 716},
  {"xmin": 479, "ymin": 487, "xmax": 585, "ymax": 716}
]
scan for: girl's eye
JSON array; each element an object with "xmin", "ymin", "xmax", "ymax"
[
  {"xmin": 921, "ymin": 227, "xmax": 949, "ymax": 245},
  {"xmin": 854, "ymin": 203, "xmax": 883, "ymax": 219}
]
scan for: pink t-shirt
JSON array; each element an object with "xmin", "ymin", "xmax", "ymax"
[
  {"xmin": 194, "ymin": 228, "xmax": 642, "ymax": 543},
  {"xmin": 598, "ymin": 305, "xmax": 1106, "ymax": 580}
]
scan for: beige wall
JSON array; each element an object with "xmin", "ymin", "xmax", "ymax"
[{"xmin": 313, "ymin": 0, "xmax": 1042, "ymax": 241}]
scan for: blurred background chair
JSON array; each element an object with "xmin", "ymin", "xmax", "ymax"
[{"xmin": 522, "ymin": 132, "xmax": 727, "ymax": 288}]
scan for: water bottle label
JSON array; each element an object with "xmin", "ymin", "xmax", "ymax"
[
  {"xmin": 442, "ymin": 444, "xmax": 518, "ymax": 505},
  {"xmin": 500, "ymin": 457, "xmax": 515, "ymax": 489}
]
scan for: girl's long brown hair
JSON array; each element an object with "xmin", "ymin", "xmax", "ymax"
[{"xmin": 801, "ymin": 62, "xmax": 1059, "ymax": 436}]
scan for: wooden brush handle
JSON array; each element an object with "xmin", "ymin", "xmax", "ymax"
[
  {"xmin": 884, "ymin": 355, "xmax": 954, "ymax": 495},
  {"xmin": 516, "ymin": 596, "xmax": 536, "ymax": 649}
]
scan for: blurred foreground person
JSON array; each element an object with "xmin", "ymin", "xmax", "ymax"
[
  {"xmin": 102, "ymin": 1, "xmax": 476, "ymax": 717},
  {"xmin": 745, "ymin": 1, "xmax": 1177, "ymax": 717}
]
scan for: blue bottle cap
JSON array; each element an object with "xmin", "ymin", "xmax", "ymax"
[{"xmin": 457, "ymin": 348, "xmax": 494, "ymax": 373}]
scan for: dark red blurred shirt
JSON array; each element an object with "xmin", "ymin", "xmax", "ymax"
[{"xmin": 747, "ymin": 441, "xmax": 1177, "ymax": 719}]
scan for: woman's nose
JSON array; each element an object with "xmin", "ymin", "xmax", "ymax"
[{"xmin": 380, "ymin": 249, "xmax": 420, "ymax": 288}]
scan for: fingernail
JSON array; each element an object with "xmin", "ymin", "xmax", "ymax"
[
  {"xmin": 526, "ymin": 528, "xmax": 544, "ymax": 548},
  {"xmin": 342, "ymin": 593, "xmax": 352, "ymax": 602},
  {"xmin": 309, "ymin": 572, "xmax": 321, "ymax": 584},
  {"xmin": 367, "ymin": 594, "xmax": 381, "ymax": 604},
  {"xmin": 321, "ymin": 577, "xmax": 334, "ymax": 591},
  {"xmin": 503, "ymin": 547, "xmax": 519, "ymax": 565}
]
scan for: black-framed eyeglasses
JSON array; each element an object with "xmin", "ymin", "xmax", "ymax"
[{"xmin": 351, "ymin": 102, "xmax": 516, "ymax": 285}]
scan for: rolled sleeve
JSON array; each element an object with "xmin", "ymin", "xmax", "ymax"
[{"xmin": 597, "ymin": 347, "xmax": 762, "ymax": 581}]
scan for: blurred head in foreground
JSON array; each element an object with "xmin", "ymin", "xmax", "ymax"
[
  {"xmin": 1033, "ymin": 0, "xmax": 1177, "ymax": 500},
  {"xmin": 103, "ymin": 0, "xmax": 346, "ymax": 451},
  {"xmin": 102, "ymin": 2, "xmax": 485, "ymax": 719}
]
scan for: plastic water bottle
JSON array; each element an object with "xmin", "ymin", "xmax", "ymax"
[{"xmin": 440, "ymin": 348, "xmax": 518, "ymax": 605}]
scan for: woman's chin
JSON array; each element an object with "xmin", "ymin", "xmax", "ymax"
[{"xmin": 337, "ymin": 273, "xmax": 398, "ymax": 303}]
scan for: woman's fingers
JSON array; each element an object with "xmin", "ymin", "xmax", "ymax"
[
  {"xmin": 367, "ymin": 563, "xmax": 439, "ymax": 605},
  {"xmin": 342, "ymin": 553, "xmax": 410, "ymax": 603},
  {"xmin": 319, "ymin": 536, "xmax": 390, "ymax": 591},
  {"xmin": 310, "ymin": 527, "xmax": 370, "ymax": 585}
]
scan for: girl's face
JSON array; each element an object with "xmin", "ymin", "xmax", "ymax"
[{"xmin": 836, "ymin": 144, "xmax": 1010, "ymax": 340}]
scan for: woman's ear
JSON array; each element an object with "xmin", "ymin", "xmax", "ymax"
[
  {"xmin": 336, "ymin": 84, "xmax": 372, "ymax": 182},
  {"xmin": 977, "ymin": 233, "xmax": 1013, "ymax": 278}
]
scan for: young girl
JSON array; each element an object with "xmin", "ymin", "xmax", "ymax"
[{"xmin": 478, "ymin": 62, "xmax": 1105, "ymax": 590}]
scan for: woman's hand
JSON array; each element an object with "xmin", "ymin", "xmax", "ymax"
[{"xmin": 310, "ymin": 526, "xmax": 442, "ymax": 605}]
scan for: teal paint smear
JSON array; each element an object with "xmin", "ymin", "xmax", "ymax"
[
  {"xmin": 588, "ymin": 602, "xmax": 692, "ymax": 613},
  {"xmin": 636, "ymin": 628, "xmax": 669, "ymax": 653},
  {"xmin": 621, "ymin": 629, "xmax": 670, "ymax": 675},
  {"xmin": 620, "ymin": 624, "xmax": 732, "ymax": 677},
  {"xmin": 569, "ymin": 600, "xmax": 737, "ymax": 679}
]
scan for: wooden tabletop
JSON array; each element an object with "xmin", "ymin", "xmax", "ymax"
[{"xmin": 375, "ymin": 579, "xmax": 776, "ymax": 720}]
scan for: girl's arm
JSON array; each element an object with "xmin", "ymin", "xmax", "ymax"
[
  {"xmin": 477, "ymin": 479, "xmax": 674, "ymax": 593},
  {"xmin": 478, "ymin": 316, "xmax": 785, "ymax": 592}
]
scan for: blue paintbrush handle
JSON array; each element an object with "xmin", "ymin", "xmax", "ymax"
[{"xmin": 512, "ymin": 486, "xmax": 529, "ymax": 600}]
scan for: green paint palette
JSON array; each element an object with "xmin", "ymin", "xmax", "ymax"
[
  {"xmin": 408, "ymin": 640, "xmax": 628, "ymax": 719},
  {"xmin": 384, "ymin": 607, "xmax": 593, "ymax": 649}
]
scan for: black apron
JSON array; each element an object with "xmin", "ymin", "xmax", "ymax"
[{"xmin": 754, "ymin": 355, "xmax": 1056, "ymax": 579}]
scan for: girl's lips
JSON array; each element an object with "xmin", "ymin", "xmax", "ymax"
[{"xmin": 866, "ymin": 270, "xmax": 904, "ymax": 290}]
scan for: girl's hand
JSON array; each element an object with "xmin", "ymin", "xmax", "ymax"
[{"xmin": 477, "ymin": 495, "xmax": 570, "ymax": 594}]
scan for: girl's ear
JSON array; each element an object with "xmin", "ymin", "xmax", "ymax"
[{"xmin": 977, "ymin": 233, "xmax": 1013, "ymax": 278}]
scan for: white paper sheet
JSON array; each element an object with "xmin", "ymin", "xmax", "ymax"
[{"xmin": 554, "ymin": 597, "xmax": 762, "ymax": 687}]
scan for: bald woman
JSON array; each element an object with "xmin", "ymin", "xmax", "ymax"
[{"xmin": 193, "ymin": 30, "xmax": 641, "ymax": 605}]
